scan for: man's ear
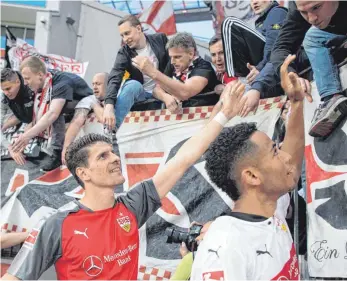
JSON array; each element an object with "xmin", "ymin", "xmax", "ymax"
[
  {"xmin": 136, "ymin": 24, "xmax": 142, "ymax": 32},
  {"xmin": 185, "ymin": 48, "xmax": 194, "ymax": 60},
  {"xmin": 241, "ymin": 167, "xmax": 262, "ymax": 187},
  {"xmin": 76, "ymin": 167, "xmax": 90, "ymax": 184}
]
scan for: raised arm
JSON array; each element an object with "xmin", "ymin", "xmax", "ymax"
[
  {"xmin": 152, "ymin": 82, "xmax": 246, "ymax": 199},
  {"xmin": 280, "ymin": 54, "xmax": 312, "ymax": 176},
  {"xmin": 62, "ymin": 108, "xmax": 89, "ymax": 165}
]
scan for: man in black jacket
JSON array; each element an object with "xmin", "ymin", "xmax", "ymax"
[
  {"xmin": 1, "ymin": 69, "xmax": 34, "ymax": 165},
  {"xmin": 103, "ymin": 15, "xmax": 170, "ymax": 130},
  {"xmin": 270, "ymin": 1, "xmax": 347, "ymax": 138},
  {"xmin": 221, "ymin": 0, "xmax": 288, "ymax": 117}
]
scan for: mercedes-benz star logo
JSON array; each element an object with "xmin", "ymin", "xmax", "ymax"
[{"xmin": 83, "ymin": 255, "xmax": 103, "ymax": 277}]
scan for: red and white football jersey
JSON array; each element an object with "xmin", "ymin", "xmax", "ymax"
[{"xmin": 191, "ymin": 194, "xmax": 299, "ymax": 280}]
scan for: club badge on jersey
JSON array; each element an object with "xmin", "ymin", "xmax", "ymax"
[{"xmin": 117, "ymin": 214, "xmax": 131, "ymax": 232}]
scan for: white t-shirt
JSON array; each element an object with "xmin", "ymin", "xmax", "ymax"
[
  {"xmin": 191, "ymin": 194, "xmax": 299, "ymax": 280},
  {"xmin": 136, "ymin": 43, "xmax": 159, "ymax": 93},
  {"xmin": 74, "ymin": 95, "xmax": 100, "ymax": 110}
]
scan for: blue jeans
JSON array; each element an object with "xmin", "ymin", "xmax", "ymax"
[
  {"xmin": 115, "ymin": 80, "xmax": 152, "ymax": 128},
  {"xmin": 303, "ymin": 27, "xmax": 342, "ymax": 99}
]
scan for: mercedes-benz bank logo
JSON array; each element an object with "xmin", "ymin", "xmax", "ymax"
[{"xmin": 83, "ymin": 255, "xmax": 103, "ymax": 277}]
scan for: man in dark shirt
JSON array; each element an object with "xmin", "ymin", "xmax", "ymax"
[
  {"xmin": 1, "ymin": 69, "xmax": 35, "ymax": 165},
  {"xmin": 9, "ymin": 56, "xmax": 92, "ymax": 171},
  {"xmin": 270, "ymin": 1, "xmax": 347, "ymax": 138},
  {"xmin": 132, "ymin": 32, "xmax": 220, "ymax": 113},
  {"xmin": 221, "ymin": 0, "xmax": 289, "ymax": 117},
  {"xmin": 2, "ymin": 81, "xmax": 245, "ymax": 280}
]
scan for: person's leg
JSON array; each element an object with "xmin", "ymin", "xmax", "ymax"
[
  {"xmin": 303, "ymin": 27, "xmax": 347, "ymax": 138},
  {"xmin": 221, "ymin": 16, "xmax": 265, "ymax": 77},
  {"xmin": 115, "ymin": 80, "xmax": 151, "ymax": 128},
  {"xmin": 41, "ymin": 114, "xmax": 65, "ymax": 171},
  {"xmin": 303, "ymin": 27, "xmax": 343, "ymax": 99}
]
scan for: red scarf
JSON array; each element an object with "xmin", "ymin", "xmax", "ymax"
[{"xmin": 32, "ymin": 72, "xmax": 52, "ymax": 139}]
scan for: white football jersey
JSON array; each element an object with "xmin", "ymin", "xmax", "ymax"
[{"xmin": 191, "ymin": 194, "xmax": 299, "ymax": 280}]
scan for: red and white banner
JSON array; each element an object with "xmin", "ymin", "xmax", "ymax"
[
  {"xmin": 139, "ymin": 0, "xmax": 177, "ymax": 36},
  {"xmin": 304, "ymin": 65, "xmax": 347, "ymax": 278},
  {"xmin": 7, "ymin": 39, "xmax": 88, "ymax": 78}
]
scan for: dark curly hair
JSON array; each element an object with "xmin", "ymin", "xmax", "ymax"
[
  {"xmin": 205, "ymin": 123, "xmax": 258, "ymax": 201},
  {"xmin": 65, "ymin": 133, "xmax": 111, "ymax": 188}
]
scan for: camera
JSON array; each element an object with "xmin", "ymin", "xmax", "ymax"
[{"xmin": 165, "ymin": 224, "xmax": 203, "ymax": 252}]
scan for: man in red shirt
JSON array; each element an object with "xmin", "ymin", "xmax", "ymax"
[{"xmin": 2, "ymin": 81, "xmax": 246, "ymax": 280}]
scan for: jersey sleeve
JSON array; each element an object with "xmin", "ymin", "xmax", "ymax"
[
  {"xmin": 118, "ymin": 179, "xmax": 162, "ymax": 228},
  {"xmin": 7, "ymin": 214, "xmax": 63, "ymax": 280}
]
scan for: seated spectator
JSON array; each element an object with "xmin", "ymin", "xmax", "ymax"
[
  {"xmin": 133, "ymin": 32, "xmax": 220, "ymax": 113},
  {"xmin": 9, "ymin": 56, "xmax": 93, "ymax": 171},
  {"xmin": 271, "ymin": 1, "xmax": 347, "ymax": 138},
  {"xmin": 2, "ymin": 82, "xmax": 246, "ymax": 280},
  {"xmin": 208, "ymin": 35, "xmax": 237, "ymax": 86},
  {"xmin": 191, "ymin": 55, "xmax": 308, "ymax": 280},
  {"xmin": 61, "ymin": 72, "xmax": 108, "ymax": 165},
  {"xmin": 222, "ymin": 0, "xmax": 292, "ymax": 116},
  {"xmin": 103, "ymin": 15, "xmax": 170, "ymax": 130}
]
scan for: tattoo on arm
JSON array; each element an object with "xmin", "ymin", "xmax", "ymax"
[{"xmin": 71, "ymin": 108, "xmax": 90, "ymax": 123}]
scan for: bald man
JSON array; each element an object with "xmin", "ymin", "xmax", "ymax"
[{"xmin": 62, "ymin": 72, "xmax": 109, "ymax": 165}]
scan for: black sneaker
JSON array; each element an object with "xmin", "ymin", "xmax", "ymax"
[
  {"xmin": 40, "ymin": 149, "xmax": 62, "ymax": 172},
  {"xmin": 309, "ymin": 94, "xmax": 347, "ymax": 138}
]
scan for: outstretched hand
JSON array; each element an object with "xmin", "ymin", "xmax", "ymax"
[
  {"xmin": 221, "ymin": 81, "xmax": 246, "ymax": 119},
  {"xmin": 280, "ymin": 55, "xmax": 313, "ymax": 103}
]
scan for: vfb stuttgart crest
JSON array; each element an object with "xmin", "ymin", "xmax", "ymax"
[{"xmin": 117, "ymin": 215, "xmax": 131, "ymax": 232}]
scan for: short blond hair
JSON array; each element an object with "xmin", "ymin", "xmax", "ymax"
[{"xmin": 20, "ymin": 56, "xmax": 47, "ymax": 74}]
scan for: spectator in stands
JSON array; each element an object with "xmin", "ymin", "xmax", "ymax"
[
  {"xmin": 9, "ymin": 56, "xmax": 93, "ymax": 171},
  {"xmin": 208, "ymin": 35, "xmax": 237, "ymax": 87},
  {"xmin": 132, "ymin": 32, "xmax": 220, "ymax": 113},
  {"xmin": 103, "ymin": 15, "xmax": 170, "ymax": 130},
  {"xmin": 1, "ymin": 69, "xmax": 37, "ymax": 165},
  {"xmin": 2, "ymin": 81, "xmax": 246, "ymax": 280},
  {"xmin": 191, "ymin": 55, "xmax": 309, "ymax": 280},
  {"xmin": 222, "ymin": 0, "xmax": 289, "ymax": 117},
  {"xmin": 61, "ymin": 72, "xmax": 108, "ymax": 165},
  {"xmin": 271, "ymin": 1, "xmax": 347, "ymax": 138}
]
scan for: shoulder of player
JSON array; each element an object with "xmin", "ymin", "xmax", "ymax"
[
  {"xmin": 38, "ymin": 201, "xmax": 81, "ymax": 231},
  {"xmin": 205, "ymin": 216, "xmax": 245, "ymax": 242}
]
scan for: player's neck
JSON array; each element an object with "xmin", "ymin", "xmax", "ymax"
[
  {"xmin": 232, "ymin": 193, "xmax": 278, "ymax": 218},
  {"xmin": 80, "ymin": 186, "xmax": 115, "ymax": 211}
]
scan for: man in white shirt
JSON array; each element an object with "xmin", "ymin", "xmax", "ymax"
[
  {"xmin": 62, "ymin": 72, "xmax": 108, "ymax": 164},
  {"xmin": 191, "ymin": 54, "xmax": 311, "ymax": 280}
]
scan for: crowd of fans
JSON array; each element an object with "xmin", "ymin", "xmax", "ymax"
[{"xmin": 1, "ymin": 0, "xmax": 346, "ymax": 280}]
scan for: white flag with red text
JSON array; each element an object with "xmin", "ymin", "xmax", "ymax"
[{"xmin": 139, "ymin": 0, "xmax": 177, "ymax": 36}]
